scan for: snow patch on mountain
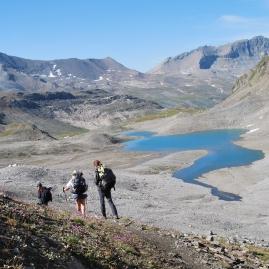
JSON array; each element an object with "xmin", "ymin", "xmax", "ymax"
[{"xmin": 48, "ymin": 71, "xmax": 56, "ymax": 78}]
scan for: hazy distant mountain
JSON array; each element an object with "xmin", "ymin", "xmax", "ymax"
[
  {"xmin": 0, "ymin": 53, "xmax": 162, "ymax": 138},
  {"xmin": 1, "ymin": 36, "xmax": 269, "ymax": 109},
  {"xmin": 150, "ymin": 36, "xmax": 269, "ymax": 75},
  {"xmin": 135, "ymin": 36, "xmax": 269, "ymax": 108},
  {"xmin": 0, "ymin": 53, "xmax": 142, "ymax": 92},
  {"xmin": 0, "ymin": 53, "xmax": 138, "ymax": 79}
]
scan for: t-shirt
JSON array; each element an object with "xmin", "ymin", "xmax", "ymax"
[{"xmin": 65, "ymin": 176, "xmax": 76, "ymax": 189}]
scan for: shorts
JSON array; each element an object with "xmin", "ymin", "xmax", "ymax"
[{"xmin": 72, "ymin": 193, "xmax": 88, "ymax": 200}]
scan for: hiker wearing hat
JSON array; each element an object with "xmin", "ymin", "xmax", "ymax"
[
  {"xmin": 37, "ymin": 182, "xmax": 52, "ymax": 206},
  {"xmin": 93, "ymin": 160, "xmax": 119, "ymax": 219},
  {"xmin": 64, "ymin": 170, "xmax": 88, "ymax": 217}
]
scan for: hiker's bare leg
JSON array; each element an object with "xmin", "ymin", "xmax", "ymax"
[
  {"xmin": 80, "ymin": 199, "xmax": 86, "ymax": 217},
  {"xmin": 76, "ymin": 200, "xmax": 81, "ymax": 214}
]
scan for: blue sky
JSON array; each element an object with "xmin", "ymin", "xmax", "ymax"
[{"xmin": 1, "ymin": 0, "xmax": 269, "ymax": 71}]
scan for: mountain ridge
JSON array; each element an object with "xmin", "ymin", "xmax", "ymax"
[
  {"xmin": 150, "ymin": 36, "xmax": 269, "ymax": 74},
  {"xmin": 0, "ymin": 52, "xmax": 138, "ymax": 79},
  {"xmin": 1, "ymin": 35, "xmax": 269, "ymax": 109}
]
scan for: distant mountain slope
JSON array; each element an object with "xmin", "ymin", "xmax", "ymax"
[
  {"xmin": 150, "ymin": 36, "xmax": 269, "ymax": 75},
  {"xmin": 0, "ymin": 89, "xmax": 163, "ymax": 141},
  {"xmin": 0, "ymin": 52, "xmax": 144, "ymax": 93},
  {"xmin": 196, "ymin": 55, "xmax": 269, "ymax": 130},
  {"xmin": 0, "ymin": 53, "xmax": 139, "ymax": 80},
  {"xmin": 210, "ymin": 55, "xmax": 269, "ymax": 124},
  {"xmin": 1, "ymin": 36, "xmax": 269, "ymax": 109},
  {"xmin": 180, "ymin": 55, "xmax": 269, "ymax": 139},
  {"xmin": 133, "ymin": 56, "xmax": 269, "ymax": 137},
  {"xmin": 141, "ymin": 36, "xmax": 269, "ymax": 108}
]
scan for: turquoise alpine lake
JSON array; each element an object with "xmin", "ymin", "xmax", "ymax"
[{"xmin": 122, "ymin": 129, "xmax": 264, "ymax": 201}]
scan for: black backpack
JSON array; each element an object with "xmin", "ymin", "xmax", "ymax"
[
  {"xmin": 41, "ymin": 187, "xmax": 52, "ymax": 204},
  {"xmin": 72, "ymin": 176, "xmax": 88, "ymax": 195},
  {"xmin": 101, "ymin": 168, "xmax": 116, "ymax": 191}
]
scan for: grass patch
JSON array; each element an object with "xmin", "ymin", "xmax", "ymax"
[
  {"xmin": 56, "ymin": 127, "xmax": 89, "ymax": 139},
  {"xmin": 248, "ymin": 245, "xmax": 269, "ymax": 262},
  {"xmin": 63, "ymin": 235, "xmax": 81, "ymax": 246},
  {"xmin": 72, "ymin": 218, "xmax": 85, "ymax": 226},
  {"xmin": 0, "ymin": 123, "xmax": 25, "ymax": 137},
  {"xmin": 248, "ymin": 56, "xmax": 269, "ymax": 82},
  {"xmin": 120, "ymin": 244, "xmax": 139, "ymax": 255},
  {"xmin": 141, "ymin": 165, "xmax": 179, "ymax": 175},
  {"xmin": 0, "ymin": 122, "xmax": 88, "ymax": 139},
  {"xmin": 134, "ymin": 107, "xmax": 203, "ymax": 123}
]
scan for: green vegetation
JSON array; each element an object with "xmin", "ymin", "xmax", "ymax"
[
  {"xmin": 72, "ymin": 217, "xmax": 85, "ymax": 226},
  {"xmin": 134, "ymin": 107, "xmax": 203, "ymax": 123},
  {"xmin": 56, "ymin": 127, "xmax": 89, "ymax": 139},
  {"xmin": 248, "ymin": 56, "xmax": 269, "ymax": 83},
  {"xmin": 248, "ymin": 245, "xmax": 269, "ymax": 263},
  {"xmin": 140, "ymin": 165, "xmax": 179, "ymax": 175},
  {"xmin": 232, "ymin": 56, "xmax": 269, "ymax": 92},
  {"xmin": 0, "ymin": 122, "xmax": 89, "ymax": 139},
  {"xmin": 64, "ymin": 234, "xmax": 81, "ymax": 246},
  {"xmin": 0, "ymin": 123, "xmax": 28, "ymax": 137}
]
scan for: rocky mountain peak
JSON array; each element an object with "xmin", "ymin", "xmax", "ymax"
[
  {"xmin": 226, "ymin": 36, "xmax": 269, "ymax": 59},
  {"xmin": 151, "ymin": 36, "xmax": 269, "ymax": 74}
]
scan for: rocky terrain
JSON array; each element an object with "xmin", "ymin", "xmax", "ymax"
[{"xmin": 0, "ymin": 89, "xmax": 162, "ymax": 141}]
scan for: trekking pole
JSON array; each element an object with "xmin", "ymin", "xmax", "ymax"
[{"xmin": 63, "ymin": 187, "xmax": 67, "ymax": 202}]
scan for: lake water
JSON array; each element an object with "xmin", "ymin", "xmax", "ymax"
[{"xmin": 122, "ymin": 129, "xmax": 264, "ymax": 201}]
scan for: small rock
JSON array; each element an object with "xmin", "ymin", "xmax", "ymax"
[
  {"xmin": 198, "ymin": 242, "xmax": 206, "ymax": 248},
  {"xmin": 206, "ymin": 235, "xmax": 214, "ymax": 242},
  {"xmin": 13, "ymin": 247, "xmax": 20, "ymax": 255}
]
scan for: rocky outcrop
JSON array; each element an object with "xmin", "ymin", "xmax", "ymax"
[
  {"xmin": 0, "ymin": 113, "xmax": 5, "ymax": 124},
  {"xmin": 0, "ymin": 88, "xmax": 163, "ymax": 139},
  {"xmin": 9, "ymin": 99, "xmax": 40, "ymax": 110},
  {"xmin": 25, "ymin": 91, "xmax": 76, "ymax": 101},
  {"xmin": 226, "ymin": 36, "xmax": 269, "ymax": 58}
]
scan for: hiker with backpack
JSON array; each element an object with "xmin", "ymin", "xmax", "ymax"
[
  {"xmin": 63, "ymin": 170, "xmax": 88, "ymax": 217},
  {"xmin": 93, "ymin": 160, "xmax": 119, "ymax": 219},
  {"xmin": 37, "ymin": 182, "xmax": 52, "ymax": 206}
]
